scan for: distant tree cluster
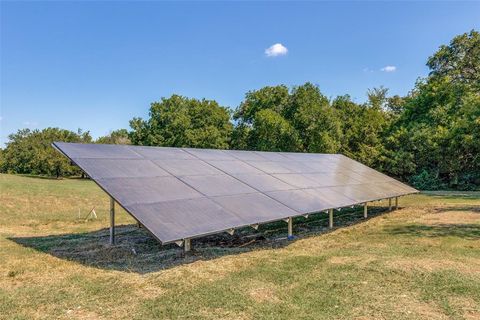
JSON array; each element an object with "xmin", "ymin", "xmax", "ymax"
[
  {"xmin": 0, "ymin": 128, "xmax": 92, "ymax": 177},
  {"xmin": 1, "ymin": 30, "xmax": 478, "ymax": 189}
]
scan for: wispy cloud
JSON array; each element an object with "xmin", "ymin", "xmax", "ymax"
[
  {"xmin": 380, "ymin": 65, "xmax": 397, "ymax": 72},
  {"xmin": 265, "ymin": 43, "xmax": 288, "ymax": 57},
  {"xmin": 23, "ymin": 121, "xmax": 39, "ymax": 127}
]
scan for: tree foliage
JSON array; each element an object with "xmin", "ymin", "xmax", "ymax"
[
  {"xmin": 248, "ymin": 109, "xmax": 302, "ymax": 151},
  {"xmin": 332, "ymin": 94, "xmax": 389, "ymax": 168},
  {"xmin": 96, "ymin": 129, "xmax": 131, "ymax": 145},
  {"xmin": 383, "ymin": 78, "xmax": 480, "ymax": 189},
  {"xmin": 233, "ymin": 83, "xmax": 343, "ymax": 153},
  {"xmin": 129, "ymin": 94, "xmax": 232, "ymax": 149},
  {"xmin": 383, "ymin": 30, "xmax": 480, "ymax": 189},
  {"xmin": 0, "ymin": 128, "xmax": 92, "ymax": 177},
  {"xmin": 427, "ymin": 30, "xmax": 480, "ymax": 90}
]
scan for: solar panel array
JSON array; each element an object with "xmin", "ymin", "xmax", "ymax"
[{"xmin": 53, "ymin": 142, "xmax": 417, "ymax": 244}]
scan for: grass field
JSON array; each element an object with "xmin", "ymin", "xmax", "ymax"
[{"xmin": 1, "ymin": 173, "xmax": 479, "ymax": 319}]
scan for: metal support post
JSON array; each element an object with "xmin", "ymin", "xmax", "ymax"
[
  {"xmin": 287, "ymin": 217, "xmax": 293, "ymax": 239},
  {"xmin": 329, "ymin": 209, "xmax": 334, "ymax": 228},
  {"xmin": 184, "ymin": 238, "xmax": 191, "ymax": 253},
  {"xmin": 109, "ymin": 197, "xmax": 115, "ymax": 245},
  {"xmin": 364, "ymin": 202, "xmax": 368, "ymax": 218}
]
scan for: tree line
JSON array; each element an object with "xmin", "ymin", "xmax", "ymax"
[{"xmin": 1, "ymin": 30, "xmax": 478, "ymax": 189}]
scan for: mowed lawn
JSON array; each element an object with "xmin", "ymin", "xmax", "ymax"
[{"xmin": 1, "ymin": 174, "xmax": 479, "ymax": 320}]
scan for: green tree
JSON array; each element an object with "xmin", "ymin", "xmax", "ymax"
[
  {"xmin": 333, "ymin": 94, "xmax": 389, "ymax": 167},
  {"xmin": 366, "ymin": 86, "xmax": 389, "ymax": 110},
  {"xmin": 1, "ymin": 128, "xmax": 92, "ymax": 177},
  {"xmin": 96, "ymin": 129, "xmax": 131, "ymax": 144},
  {"xmin": 383, "ymin": 75, "xmax": 479, "ymax": 189},
  {"xmin": 385, "ymin": 95, "xmax": 406, "ymax": 116},
  {"xmin": 380, "ymin": 30, "xmax": 480, "ymax": 190},
  {"xmin": 248, "ymin": 109, "xmax": 302, "ymax": 151},
  {"xmin": 129, "ymin": 95, "xmax": 233, "ymax": 149},
  {"xmin": 234, "ymin": 85, "xmax": 290, "ymax": 124},
  {"xmin": 288, "ymin": 83, "xmax": 341, "ymax": 153},
  {"xmin": 427, "ymin": 30, "xmax": 480, "ymax": 90},
  {"xmin": 232, "ymin": 83, "xmax": 342, "ymax": 154}
]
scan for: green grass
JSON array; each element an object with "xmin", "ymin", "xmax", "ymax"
[{"xmin": 1, "ymin": 173, "xmax": 479, "ymax": 319}]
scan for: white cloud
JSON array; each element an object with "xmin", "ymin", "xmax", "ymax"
[
  {"xmin": 265, "ymin": 43, "xmax": 288, "ymax": 57},
  {"xmin": 380, "ymin": 65, "xmax": 397, "ymax": 72}
]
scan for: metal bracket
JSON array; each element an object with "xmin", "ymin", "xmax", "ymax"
[{"xmin": 175, "ymin": 240, "xmax": 184, "ymax": 247}]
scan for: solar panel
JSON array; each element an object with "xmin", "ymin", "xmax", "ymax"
[
  {"xmin": 179, "ymin": 175, "xmax": 256, "ymax": 197},
  {"xmin": 212, "ymin": 193, "xmax": 298, "ymax": 222},
  {"xmin": 265, "ymin": 189, "xmax": 331, "ymax": 213},
  {"xmin": 232, "ymin": 173, "xmax": 295, "ymax": 192},
  {"xmin": 53, "ymin": 142, "xmax": 418, "ymax": 244},
  {"xmin": 153, "ymin": 159, "xmax": 223, "ymax": 176},
  {"xmin": 97, "ymin": 177, "xmax": 203, "ymax": 205},
  {"xmin": 74, "ymin": 159, "xmax": 170, "ymax": 179},
  {"xmin": 207, "ymin": 160, "xmax": 264, "ymax": 175},
  {"xmin": 126, "ymin": 198, "xmax": 247, "ymax": 243},
  {"xmin": 246, "ymin": 161, "xmax": 294, "ymax": 174}
]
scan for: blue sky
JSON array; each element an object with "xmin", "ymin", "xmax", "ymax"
[{"xmin": 1, "ymin": 1, "xmax": 479, "ymax": 146}]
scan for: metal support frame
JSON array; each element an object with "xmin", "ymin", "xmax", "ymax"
[
  {"xmin": 287, "ymin": 217, "xmax": 293, "ymax": 239},
  {"xmin": 364, "ymin": 202, "xmax": 368, "ymax": 218},
  {"xmin": 329, "ymin": 208, "xmax": 334, "ymax": 228},
  {"xmin": 388, "ymin": 198, "xmax": 392, "ymax": 211},
  {"xmin": 109, "ymin": 197, "xmax": 115, "ymax": 245},
  {"xmin": 395, "ymin": 196, "xmax": 398, "ymax": 209},
  {"xmin": 184, "ymin": 238, "xmax": 191, "ymax": 252}
]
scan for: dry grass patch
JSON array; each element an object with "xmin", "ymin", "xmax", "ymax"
[
  {"xmin": 419, "ymin": 209, "xmax": 480, "ymax": 225},
  {"xmin": 448, "ymin": 296, "xmax": 480, "ymax": 320},
  {"xmin": 62, "ymin": 308, "xmax": 106, "ymax": 320},
  {"xmin": 394, "ymin": 294, "xmax": 449, "ymax": 320},
  {"xmin": 328, "ymin": 255, "xmax": 377, "ymax": 266},
  {"xmin": 385, "ymin": 257, "xmax": 480, "ymax": 276},
  {"xmin": 247, "ymin": 280, "xmax": 280, "ymax": 303},
  {"xmin": 197, "ymin": 308, "xmax": 252, "ymax": 320}
]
